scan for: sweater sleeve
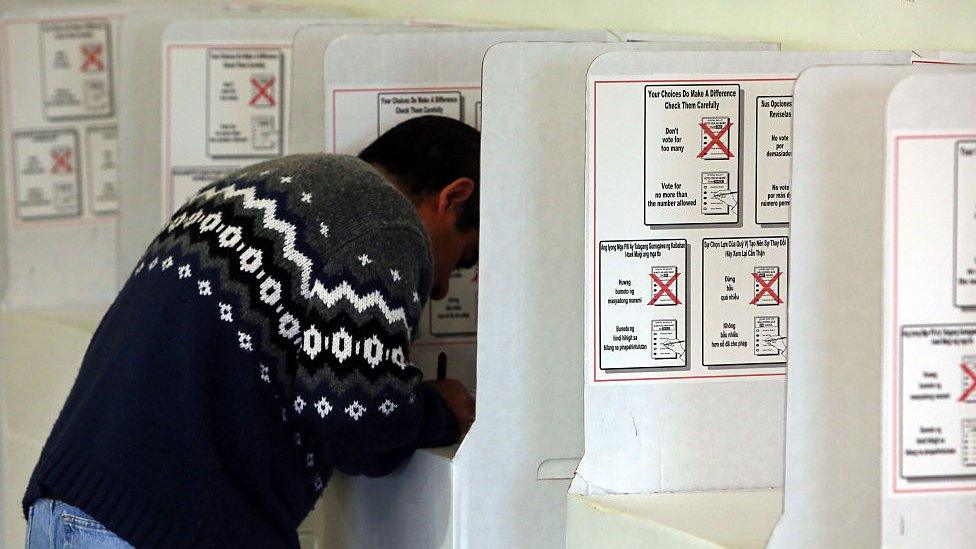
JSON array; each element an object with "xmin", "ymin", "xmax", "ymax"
[{"xmin": 291, "ymin": 226, "xmax": 460, "ymax": 477}]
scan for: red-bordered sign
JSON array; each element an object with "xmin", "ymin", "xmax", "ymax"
[
  {"xmin": 591, "ymin": 76, "xmax": 796, "ymax": 383},
  {"xmin": 891, "ymin": 133, "xmax": 976, "ymax": 494}
]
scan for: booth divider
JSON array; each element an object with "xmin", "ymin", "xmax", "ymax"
[{"xmin": 769, "ymin": 65, "xmax": 976, "ymax": 549}]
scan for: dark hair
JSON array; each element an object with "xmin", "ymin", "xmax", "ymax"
[{"xmin": 359, "ymin": 115, "xmax": 480, "ymax": 232}]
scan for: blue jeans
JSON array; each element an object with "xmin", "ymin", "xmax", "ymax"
[{"xmin": 26, "ymin": 499, "xmax": 132, "ymax": 548}]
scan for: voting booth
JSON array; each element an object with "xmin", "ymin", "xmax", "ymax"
[
  {"xmin": 310, "ymin": 30, "xmax": 627, "ymax": 548},
  {"xmin": 568, "ymin": 50, "xmax": 913, "ymax": 547},
  {"xmin": 768, "ymin": 66, "xmax": 976, "ymax": 548},
  {"xmin": 452, "ymin": 38, "xmax": 790, "ymax": 549}
]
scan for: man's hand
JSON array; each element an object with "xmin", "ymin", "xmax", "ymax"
[{"xmin": 426, "ymin": 379, "xmax": 475, "ymax": 437}]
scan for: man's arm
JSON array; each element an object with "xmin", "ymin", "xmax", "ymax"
[{"xmin": 291, "ymin": 227, "xmax": 461, "ymax": 477}]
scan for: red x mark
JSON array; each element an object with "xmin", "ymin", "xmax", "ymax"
[
  {"xmin": 960, "ymin": 362, "xmax": 976, "ymax": 402},
  {"xmin": 51, "ymin": 150, "xmax": 73, "ymax": 174},
  {"xmin": 697, "ymin": 121, "xmax": 734, "ymax": 159},
  {"xmin": 249, "ymin": 77, "xmax": 276, "ymax": 106},
  {"xmin": 80, "ymin": 45, "xmax": 105, "ymax": 72},
  {"xmin": 750, "ymin": 271, "xmax": 783, "ymax": 305},
  {"xmin": 649, "ymin": 272, "xmax": 681, "ymax": 305}
]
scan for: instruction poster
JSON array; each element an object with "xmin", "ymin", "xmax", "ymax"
[
  {"xmin": 599, "ymin": 239, "xmax": 688, "ymax": 371},
  {"xmin": 701, "ymin": 236, "xmax": 788, "ymax": 366},
  {"xmin": 589, "ymin": 73, "xmax": 795, "ymax": 383},
  {"xmin": 40, "ymin": 19, "xmax": 114, "ymax": 120},
  {"xmin": 206, "ymin": 48, "xmax": 284, "ymax": 158},
  {"xmin": 754, "ymin": 96, "xmax": 793, "ymax": 224},
  {"xmin": 2, "ymin": 14, "xmax": 123, "ymax": 227},
  {"xmin": 12, "ymin": 129, "xmax": 81, "ymax": 220},
  {"xmin": 164, "ymin": 43, "xmax": 293, "ymax": 219},
  {"xmin": 644, "ymin": 84, "xmax": 740, "ymax": 226},
  {"xmin": 890, "ymin": 133, "xmax": 976, "ymax": 494},
  {"xmin": 899, "ymin": 325, "xmax": 976, "ymax": 481}
]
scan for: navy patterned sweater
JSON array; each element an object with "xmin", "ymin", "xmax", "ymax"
[{"xmin": 23, "ymin": 155, "xmax": 460, "ymax": 548}]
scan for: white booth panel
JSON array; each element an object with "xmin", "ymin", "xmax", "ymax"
[
  {"xmin": 769, "ymin": 66, "xmax": 976, "ymax": 549},
  {"xmin": 446, "ymin": 39, "xmax": 773, "ymax": 549},
  {"xmin": 578, "ymin": 50, "xmax": 912, "ymax": 496}
]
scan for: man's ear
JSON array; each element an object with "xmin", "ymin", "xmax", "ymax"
[{"xmin": 437, "ymin": 177, "xmax": 476, "ymax": 215}]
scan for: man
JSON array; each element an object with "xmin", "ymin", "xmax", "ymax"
[{"xmin": 23, "ymin": 116, "xmax": 478, "ymax": 548}]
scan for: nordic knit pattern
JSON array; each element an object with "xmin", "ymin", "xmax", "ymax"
[{"xmin": 23, "ymin": 154, "xmax": 460, "ymax": 548}]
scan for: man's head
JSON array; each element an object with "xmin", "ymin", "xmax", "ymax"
[{"xmin": 360, "ymin": 116, "xmax": 480, "ymax": 301}]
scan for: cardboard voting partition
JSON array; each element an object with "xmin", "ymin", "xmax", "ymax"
[
  {"xmin": 115, "ymin": 10, "xmax": 350, "ymax": 285},
  {"xmin": 577, "ymin": 51, "xmax": 912, "ymax": 496},
  {"xmin": 346, "ymin": 38, "xmax": 769, "ymax": 549},
  {"xmin": 769, "ymin": 66, "xmax": 976, "ymax": 549},
  {"xmin": 0, "ymin": 4, "xmax": 127, "ymax": 310}
]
